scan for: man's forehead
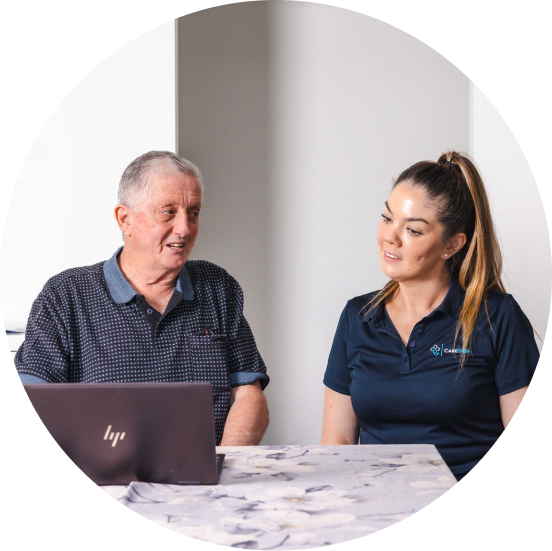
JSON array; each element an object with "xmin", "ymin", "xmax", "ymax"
[{"xmin": 147, "ymin": 170, "xmax": 202, "ymax": 197}]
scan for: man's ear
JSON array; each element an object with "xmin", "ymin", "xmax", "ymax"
[
  {"xmin": 443, "ymin": 233, "xmax": 467, "ymax": 259},
  {"xmin": 114, "ymin": 204, "xmax": 132, "ymax": 238}
]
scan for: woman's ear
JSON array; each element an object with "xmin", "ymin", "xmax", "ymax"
[{"xmin": 443, "ymin": 233, "xmax": 467, "ymax": 259}]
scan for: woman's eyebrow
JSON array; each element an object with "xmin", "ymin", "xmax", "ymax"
[
  {"xmin": 404, "ymin": 216, "xmax": 430, "ymax": 224},
  {"xmin": 384, "ymin": 201, "xmax": 392, "ymax": 214}
]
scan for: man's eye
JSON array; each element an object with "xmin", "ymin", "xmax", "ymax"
[{"xmin": 163, "ymin": 210, "xmax": 174, "ymax": 216}]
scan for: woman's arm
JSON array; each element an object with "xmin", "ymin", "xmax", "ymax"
[
  {"xmin": 321, "ymin": 387, "xmax": 360, "ymax": 444},
  {"xmin": 499, "ymin": 386, "xmax": 529, "ymax": 428}
]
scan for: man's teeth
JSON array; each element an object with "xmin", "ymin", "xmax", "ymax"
[{"xmin": 168, "ymin": 244, "xmax": 185, "ymax": 249}]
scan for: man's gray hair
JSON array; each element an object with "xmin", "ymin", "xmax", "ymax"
[{"xmin": 117, "ymin": 150, "xmax": 204, "ymax": 210}]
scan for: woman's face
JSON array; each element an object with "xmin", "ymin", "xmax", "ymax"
[{"xmin": 377, "ymin": 181, "xmax": 452, "ymax": 284}]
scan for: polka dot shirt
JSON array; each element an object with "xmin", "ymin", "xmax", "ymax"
[{"xmin": 15, "ymin": 248, "xmax": 269, "ymax": 444}]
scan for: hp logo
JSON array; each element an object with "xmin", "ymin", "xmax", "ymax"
[{"xmin": 103, "ymin": 425, "xmax": 126, "ymax": 447}]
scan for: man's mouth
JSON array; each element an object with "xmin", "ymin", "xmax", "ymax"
[{"xmin": 167, "ymin": 243, "xmax": 185, "ymax": 250}]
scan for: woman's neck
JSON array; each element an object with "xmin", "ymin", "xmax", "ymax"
[{"xmin": 388, "ymin": 274, "xmax": 451, "ymax": 318}]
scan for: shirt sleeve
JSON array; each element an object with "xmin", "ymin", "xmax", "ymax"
[
  {"xmin": 323, "ymin": 303, "xmax": 352, "ymax": 395},
  {"xmin": 14, "ymin": 287, "xmax": 71, "ymax": 383},
  {"xmin": 224, "ymin": 273, "xmax": 269, "ymax": 390},
  {"xmin": 491, "ymin": 294, "xmax": 539, "ymax": 396}
]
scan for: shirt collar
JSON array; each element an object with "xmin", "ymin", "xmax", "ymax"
[
  {"xmin": 434, "ymin": 276, "xmax": 464, "ymax": 319},
  {"xmin": 362, "ymin": 299, "xmax": 385, "ymax": 324},
  {"xmin": 362, "ymin": 276, "xmax": 464, "ymax": 324},
  {"xmin": 103, "ymin": 247, "xmax": 194, "ymax": 304}
]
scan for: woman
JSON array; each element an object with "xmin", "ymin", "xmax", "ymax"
[{"xmin": 321, "ymin": 151, "xmax": 539, "ymax": 480}]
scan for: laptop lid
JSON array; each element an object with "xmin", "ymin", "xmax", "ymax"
[{"xmin": 24, "ymin": 382, "xmax": 222, "ymax": 485}]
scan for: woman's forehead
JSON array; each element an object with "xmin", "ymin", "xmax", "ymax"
[{"xmin": 387, "ymin": 181, "xmax": 438, "ymax": 218}]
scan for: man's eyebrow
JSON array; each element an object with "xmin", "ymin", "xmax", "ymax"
[{"xmin": 384, "ymin": 202, "xmax": 429, "ymax": 224}]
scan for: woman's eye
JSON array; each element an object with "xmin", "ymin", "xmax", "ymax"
[
  {"xmin": 381, "ymin": 214, "xmax": 391, "ymax": 223},
  {"xmin": 407, "ymin": 228, "xmax": 421, "ymax": 236}
]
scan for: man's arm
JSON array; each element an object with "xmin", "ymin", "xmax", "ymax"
[{"xmin": 220, "ymin": 380, "xmax": 269, "ymax": 446}]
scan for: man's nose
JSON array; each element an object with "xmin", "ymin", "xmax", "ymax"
[{"xmin": 173, "ymin": 211, "xmax": 190, "ymax": 237}]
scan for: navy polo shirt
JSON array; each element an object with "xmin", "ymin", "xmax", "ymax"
[
  {"xmin": 16, "ymin": 248, "xmax": 269, "ymax": 444},
  {"xmin": 323, "ymin": 278, "xmax": 539, "ymax": 480}
]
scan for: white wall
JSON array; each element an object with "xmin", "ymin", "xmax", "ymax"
[{"xmin": 0, "ymin": 22, "xmax": 176, "ymax": 329}]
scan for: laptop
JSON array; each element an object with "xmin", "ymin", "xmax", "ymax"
[{"xmin": 24, "ymin": 382, "xmax": 225, "ymax": 485}]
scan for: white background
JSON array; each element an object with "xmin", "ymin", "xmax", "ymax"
[{"xmin": 0, "ymin": 7, "xmax": 552, "ymax": 444}]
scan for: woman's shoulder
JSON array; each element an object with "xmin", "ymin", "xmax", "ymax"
[
  {"xmin": 342, "ymin": 290, "xmax": 383, "ymax": 318},
  {"xmin": 485, "ymin": 288, "xmax": 529, "ymax": 324},
  {"xmin": 346, "ymin": 289, "xmax": 381, "ymax": 306}
]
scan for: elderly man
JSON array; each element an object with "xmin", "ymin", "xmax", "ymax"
[{"xmin": 16, "ymin": 151, "xmax": 269, "ymax": 446}]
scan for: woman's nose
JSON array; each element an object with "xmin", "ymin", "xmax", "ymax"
[{"xmin": 384, "ymin": 224, "xmax": 401, "ymax": 246}]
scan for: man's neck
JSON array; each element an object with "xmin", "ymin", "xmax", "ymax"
[{"xmin": 118, "ymin": 248, "xmax": 178, "ymax": 312}]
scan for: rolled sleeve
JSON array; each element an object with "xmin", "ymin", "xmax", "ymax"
[{"xmin": 229, "ymin": 371, "xmax": 269, "ymax": 389}]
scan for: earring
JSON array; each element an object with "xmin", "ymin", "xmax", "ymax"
[{"xmin": 444, "ymin": 254, "xmax": 448, "ymax": 258}]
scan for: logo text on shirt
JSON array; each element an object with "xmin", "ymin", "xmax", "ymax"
[{"xmin": 430, "ymin": 344, "xmax": 470, "ymax": 357}]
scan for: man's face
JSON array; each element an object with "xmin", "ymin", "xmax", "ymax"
[{"xmin": 125, "ymin": 170, "xmax": 202, "ymax": 275}]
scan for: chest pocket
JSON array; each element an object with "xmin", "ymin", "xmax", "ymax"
[{"xmin": 188, "ymin": 335, "xmax": 229, "ymax": 391}]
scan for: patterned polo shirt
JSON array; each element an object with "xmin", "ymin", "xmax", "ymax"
[{"xmin": 16, "ymin": 248, "xmax": 269, "ymax": 444}]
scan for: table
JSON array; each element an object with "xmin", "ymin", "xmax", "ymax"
[{"xmin": 104, "ymin": 444, "xmax": 456, "ymax": 549}]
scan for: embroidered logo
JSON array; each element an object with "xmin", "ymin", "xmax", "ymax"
[{"xmin": 430, "ymin": 344, "xmax": 470, "ymax": 357}]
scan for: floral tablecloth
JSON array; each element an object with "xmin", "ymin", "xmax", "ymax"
[{"xmin": 104, "ymin": 444, "xmax": 456, "ymax": 549}]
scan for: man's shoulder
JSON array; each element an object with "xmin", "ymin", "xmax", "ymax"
[
  {"xmin": 184, "ymin": 260, "xmax": 244, "ymax": 303},
  {"xmin": 42, "ymin": 261, "xmax": 105, "ymax": 294},
  {"xmin": 185, "ymin": 260, "xmax": 233, "ymax": 283}
]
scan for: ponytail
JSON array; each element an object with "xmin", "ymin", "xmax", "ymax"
[{"xmin": 441, "ymin": 152, "xmax": 505, "ymax": 366}]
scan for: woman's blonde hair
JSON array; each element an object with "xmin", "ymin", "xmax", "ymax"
[{"xmin": 368, "ymin": 151, "xmax": 505, "ymax": 368}]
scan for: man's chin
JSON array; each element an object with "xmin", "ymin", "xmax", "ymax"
[{"xmin": 160, "ymin": 252, "xmax": 189, "ymax": 272}]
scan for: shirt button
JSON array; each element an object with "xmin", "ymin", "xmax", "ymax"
[
  {"xmin": 416, "ymin": 328, "xmax": 423, "ymax": 334},
  {"xmin": 410, "ymin": 341, "xmax": 416, "ymax": 347},
  {"xmin": 147, "ymin": 309, "xmax": 154, "ymax": 315}
]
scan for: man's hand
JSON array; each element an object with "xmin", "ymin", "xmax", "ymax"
[{"xmin": 220, "ymin": 380, "xmax": 269, "ymax": 446}]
